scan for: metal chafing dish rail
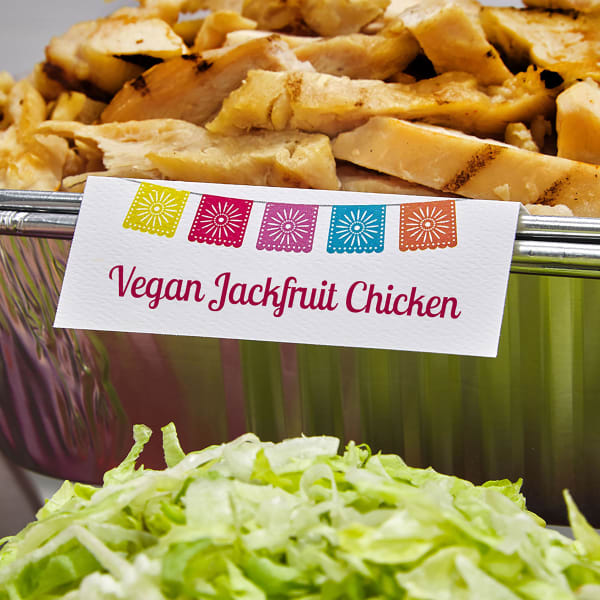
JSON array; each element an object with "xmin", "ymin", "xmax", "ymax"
[{"xmin": 2, "ymin": 189, "xmax": 600, "ymax": 278}]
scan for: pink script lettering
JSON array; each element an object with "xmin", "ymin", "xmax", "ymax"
[{"xmin": 109, "ymin": 265, "xmax": 205, "ymax": 309}]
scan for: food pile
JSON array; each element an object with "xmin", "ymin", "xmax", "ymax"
[
  {"xmin": 2, "ymin": 0, "xmax": 600, "ymax": 216},
  {"xmin": 1, "ymin": 424, "xmax": 600, "ymax": 599}
]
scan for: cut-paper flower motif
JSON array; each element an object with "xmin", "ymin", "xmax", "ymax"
[
  {"xmin": 123, "ymin": 183, "xmax": 189, "ymax": 237},
  {"xmin": 327, "ymin": 205, "xmax": 386, "ymax": 254},
  {"xmin": 188, "ymin": 194, "xmax": 253, "ymax": 247},
  {"xmin": 399, "ymin": 200, "xmax": 457, "ymax": 251},
  {"xmin": 257, "ymin": 203, "xmax": 318, "ymax": 252}
]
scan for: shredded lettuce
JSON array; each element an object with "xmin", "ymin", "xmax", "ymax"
[{"xmin": 0, "ymin": 425, "xmax": 599, "ymax": 599}]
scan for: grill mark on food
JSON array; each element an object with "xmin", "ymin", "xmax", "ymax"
[
  {"xmin": 43, "ymin": 61, "xmax": 67, "ymax": 82},
  {"xmin": 354, "ymin": 88, "xmax": 367, "ymax": 108},
  {"xmin": 42, "ymin": 62, "xmax": 112, "ymax": 103},
  {"xmin": 537, "ymin": 175, "xmax": 569, "ymax": 205},
  {"xmin": 286, "ymin": 73, "xmax": 304, "ymax": 103},
  {"xmin": 195, "ymin": 60, "xmax": 213, "ymax": 74},
  {"xmin": 442, "ymin": 145, "xmax": 502, "ymax": 192},
  {"xmin": 131, "ymin": 74, "xmax": 150, "ymax": 96},
  {"xmin": 535, "ymin": 7, "xmax": 580, "ymax": 18},
  {"xmin": 180, "ymin": 54, "xmax": 213, "ymax": 73}
]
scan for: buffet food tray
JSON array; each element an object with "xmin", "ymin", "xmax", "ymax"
[{"xmin": 2, "ymin": 189, "xmax": 600, "ymax": 526}]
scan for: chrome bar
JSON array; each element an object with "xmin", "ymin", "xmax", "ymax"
[
  {"xmin": 3, "ymin": 190, "xmax": 600, "ymax": 277},
  {"xmin": 512, "ymin": 240, "xmax": 600, "ymax": 278},
  {"xmin": 0, "ymin": 190, "xmax": 81, "ymax": 214},
  {"xmin": 516, "ymin": 214, "xmax": 600, "ymax": 243},
  {"xmin": 0, "ymin": 211, "xmax": 78, "ymax": 239}
]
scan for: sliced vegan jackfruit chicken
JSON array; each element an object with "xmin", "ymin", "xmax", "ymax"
[
  {"xmin": 481, "ymin": 7, "xmax": 600, "ymax": 84},
  {"xmin": 293, "ymin": 28, "xmax": 419, "ymax": 80},
  {"xmin": 220, "ymin": 28, "xmax": 420, "ymax": 80},
  {"xmin": 332, "ymin": 116, "xmax": 600, "ymax": 217},
  {"xmin": 4, "ymin": 0, "xmax": 600, "ymax": 216},
  {"xmin": 192, "ymin": 11, "xmax": 258, "ymax": 52},
  {"xmin": 337, "ymin": 163, "xmax": 453, "ymax": 196},
  {"xmin": 0, "ymin": 81, "xmax": 69, "ymax": 190},
  {"xmin": 207, "ymin": 66, "xmax": 558, "ymax": 138},
  {"xmin": 44, "ymin": 15, "xmax": 188, "ymax": 100},
  {"xmin": 398, "ymin": 0, "xmax": 512, "ymax": 85},
  {"xmin": 242, "ymin": 0, "xmax": 390, "ymax": 36},
  {"xmin": 522, "ymin": 0, "xmax": 600, "ymax": 12},
  {"xmin": 556, "ymin": 79, "xmax": 600, "ymax": 165},
  {"xmin": 37, "ymin": 119, "xmax": 340, "ymax": 191},
  {"xmin": 101, "ymin": 36, "xmax": 313, "ymax": 124}
]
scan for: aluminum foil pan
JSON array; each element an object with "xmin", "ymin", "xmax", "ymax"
[{"xmin": 1, "ymin": 196, "xmax": 600, "ymax": 525}]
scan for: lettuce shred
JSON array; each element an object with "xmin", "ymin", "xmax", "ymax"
[{"xmin": 0, "ymin": 424, "xmax": 599, "ymax": 599}]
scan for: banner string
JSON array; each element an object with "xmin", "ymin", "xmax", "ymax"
[{"xmin": 122, "ymin": 178, "xmax": 458, "ymax": 209}]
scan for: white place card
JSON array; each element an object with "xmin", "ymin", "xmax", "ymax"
[{"xmin": 54, "ymin": 177, "xmax": 520, "ymax": 357}]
